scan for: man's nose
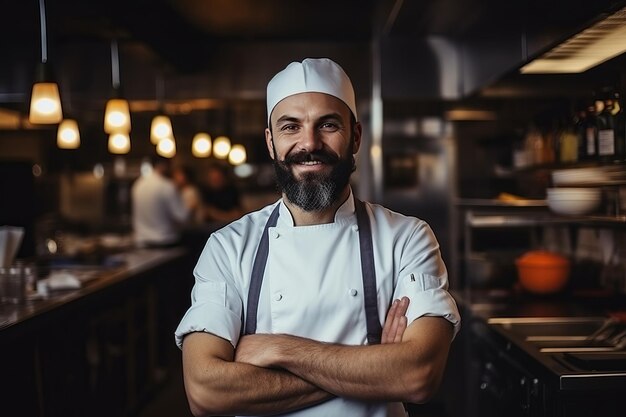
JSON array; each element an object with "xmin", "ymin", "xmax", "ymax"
[{"xmin": 298, "ymin": 126, "xmax": 323, "ymax": 152}]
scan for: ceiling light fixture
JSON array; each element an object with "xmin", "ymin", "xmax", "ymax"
[
  {"xmin": 520, "ymin": 6, "xmax": 626, "ymax": 74},
  {"xmin": 104, "ymin": 40, "xmax": 131, "ymax": 134},
  {"xmin": 212, "ymin": 136, "xmax": 231, "ymax": 159},
  {"xmin": 192, "ymin": 132, "xmax": 211, "ymax": 157},
  {"xmin": 150, "ymin": 115, "xmax": 173, "ymax": 144},
  {"xmin": 156, "ymin": 136, "xmax": 176, "ymax": 158},
  {"xmin": 108, "ymin": 132, "xmax": 131, "ymax": 154},
  {"xmin": 228, "ymin": 144, "xmax": 247, "ymax": 165},
  {"xmin": 57, "ymin": 119, "xmax": 80, "ymax": 149},
  {"xmin": 150, "ymin": 75, "xmax": 172, "ymax": 144},
  {"xmin": 29, "ymin": 0, "xmax": 62, "ymax": 124}
]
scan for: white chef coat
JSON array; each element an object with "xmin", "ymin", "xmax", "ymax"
[
  {"xmin": 175, "ymin": 189, "xmax": 460, "ymax": 417},
  {"xmin": 131, "ymin": 171, "xmax": 190, "ymax": 246}
]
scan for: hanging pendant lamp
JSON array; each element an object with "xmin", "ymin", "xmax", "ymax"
[
  {"xmin": 29, "ymin": 0, "xmax": 62, "ymax": 124},
  {"xmin": 104, "ymin": 40, "xmax": 131, "ymax": 135}
]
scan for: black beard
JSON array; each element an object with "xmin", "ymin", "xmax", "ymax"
[{"xmin": 273, "ymin": 148, "xmax": 354, "ymax": 212}]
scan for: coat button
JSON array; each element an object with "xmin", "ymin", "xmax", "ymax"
[
  {"xmin": 349, "ymin": 288, "xmax": 358, "ymax": 296},
  {"xmin": 274, "ymin": 293, "xmax": 283, "ymax": 301},
  {"xmin": 352, "ymin": 225, "xmax": 359, "ymax": 232},
  {"xmin": 271, "ymin": 230, "xmax": 279, "ymax": 239}
]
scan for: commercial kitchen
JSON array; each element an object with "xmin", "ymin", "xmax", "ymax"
[{"xmin": 1, "ymin": 1, "xmax": 626, "ymax": 416}]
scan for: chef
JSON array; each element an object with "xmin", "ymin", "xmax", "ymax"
[{"xmin": 175, "ymin": 58, "xmax": 460, "ymax": 417}]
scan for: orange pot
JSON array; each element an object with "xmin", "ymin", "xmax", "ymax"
[{"xmin": 515, "ymin": 250, "xmax": 570, "ymax": 294}]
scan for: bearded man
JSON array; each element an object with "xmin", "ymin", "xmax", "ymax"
[{"xmin": 175, "ymin": 58, "xmax": 460, "ymax": 417}]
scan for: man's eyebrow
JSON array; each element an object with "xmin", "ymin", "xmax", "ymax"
[
  {"xmin": 317, "ymin": 113, "xmax": 345, "ymax": 124},
  {"xmin": 275, "ymin": 115, "xmax": 301, "ymax": 125}
]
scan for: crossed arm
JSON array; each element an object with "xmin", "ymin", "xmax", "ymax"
[{"xmin": 181, "ymin": 297, "xmax": 453, "ymax": 416}]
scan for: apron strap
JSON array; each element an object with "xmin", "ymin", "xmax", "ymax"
[
  {"xmin": 244, "ymin": 203, "xmax": 281, "ymax": 336},
  {"xmin": 244, "ymin": 199, "xmax": 382, "ymax": 345},
  {"xmin": 354, "ymin": 199, "xmax": 382, "ymax": 345}
]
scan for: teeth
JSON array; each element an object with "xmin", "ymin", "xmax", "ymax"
[{"xmin": 301, "ymin": 161, "xmax": 322, "ymax": 165}]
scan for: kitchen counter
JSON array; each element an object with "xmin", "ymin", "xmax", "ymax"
[
  {"xmin": 450, "ymin": 288, "xmax": 626, "ymax": 417},
  {"xmin": 0, "ymin": 247, "xmax": 187, "ymax": 337},
  {"xmin": 0, "ymin": 246, "xmax": 194, "ymax": 417}
]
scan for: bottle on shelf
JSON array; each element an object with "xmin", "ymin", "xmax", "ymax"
[
  {"xmin": 580, "ymin": 101, "xmax": 598, "ymax": 162},
  {"xmin": 559, "ymin": 115, "xmax": 579, "ymax": 164},
  {"xmin": 596, "ymin": 86, "xmax": 623, "ymax": 163},
  {"xmin": 611, "ymin": 90, "xmax": 625, "ymax": 161}
]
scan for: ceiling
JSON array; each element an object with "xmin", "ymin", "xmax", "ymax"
[
  {"xmin": 1, "ymin": 0, "xmax": 624, "ymax": 164},
  {"xmin": 3, "ymin": 0, "xmax": 621, "ymax": 93}
]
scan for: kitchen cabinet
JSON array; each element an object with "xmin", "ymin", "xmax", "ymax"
[{"xmin": 0, "ymin": 248, "xmax": 192, "ymax": 417}]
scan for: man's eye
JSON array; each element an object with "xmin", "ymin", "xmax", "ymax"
[
  {"xmin": 320, "ymin": 123, "xmax": 339, "ymax": 130},
  {"xmin": 281, "ymin": 124, "xmax": 299, "ymax": 131}
]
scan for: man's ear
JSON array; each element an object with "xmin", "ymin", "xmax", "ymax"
[
  {"xmin": 265, "ymin": 127, "xmax": 275, "ymax": 160},
  {"xmin": 352, "ymin": 122, "xmax": 363, "ymax": 154}
]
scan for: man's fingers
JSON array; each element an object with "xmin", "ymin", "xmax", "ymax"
[
  {"xmin": 393, "ymin": 316, "xmax": 407, "ymax": 343},
  {"xmin": 382, "ymin": 297, "xmax": 410, "ymax": 344},
  {"xmin": 381, "ymin": 299, "xmax": 399, "ymax": 343}
]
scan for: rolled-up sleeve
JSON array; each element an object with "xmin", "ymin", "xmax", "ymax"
[
  {"xmin": 391, "ymin": 220, "xmax": 461, "ymax": 337},
  {"xmin": 175, "ymin": 233, "xmax": 244, "ymax": 348}
]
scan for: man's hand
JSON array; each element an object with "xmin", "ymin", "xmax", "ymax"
[
  {"xmin": 236, "ymin": 297, "xmax": 411, "ymax": 368},
  {"xmin": 235, "ymin": 333, "xmax": 283, "ymax": 368},
  {"xmin": 382, "ymin": 297, "xmax": 409, "ymax": 344}
]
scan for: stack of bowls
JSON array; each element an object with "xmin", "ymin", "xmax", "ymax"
[{"xmin": 546, "ymin": 187, "xmax": 601, "ymax": 215}]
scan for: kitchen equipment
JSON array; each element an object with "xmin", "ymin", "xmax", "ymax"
[
  {"xmin": 515, "ymin": 250, "xmax": 570, "ymax": 294},
  {"xmin": 546, "ymin": 187, "xmax": 601, "ymax": 215},
  {"xmin": 0, "ymin": 226, "xmax": 24, "ymax": 267}
]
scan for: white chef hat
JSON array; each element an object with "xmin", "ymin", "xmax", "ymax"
[{"xmin": 266, "ymin": 58, "xmax": 357, "ymax": 125}]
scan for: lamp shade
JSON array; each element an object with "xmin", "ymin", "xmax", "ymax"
[
  {"xmin": 228, "ymin": 144, "xmax": 247, "ymax": 165},
  {"xmin": 108, "ymin": 132, "xmax": 131, "ymax": 154},
  {"xmin": 213, "ymin": 136, "xmax": 231, "ymax": 159},
  {"xmin": 104, "ymin": 98, "xmax": 131, "ymax": 133},
  {"xmin": 57, "ymin": 119, "xmax": 80, "ymax": 149},
  {"xmin": 150, "ymin": 115, "xmax": 173, "ymax": 144},
  {"xmin": 192, "ymin": 133, "xmax": 211, "ymax": 157},
  {"xmin": 157, "ymin": 136, "xmax": 176, "ymax": 158},
  {"xmin": 29, "ymin": 82, "xmax": 63, "ymax": 124}
]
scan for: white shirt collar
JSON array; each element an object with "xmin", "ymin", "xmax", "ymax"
[{"xmin": 278, "ymin": 187, "xmax": 355, "ymax": 227}]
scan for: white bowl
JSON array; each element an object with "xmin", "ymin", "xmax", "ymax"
[{"xmin": 546, "ymin": 188, "xmax": 601, "ymax": 215}]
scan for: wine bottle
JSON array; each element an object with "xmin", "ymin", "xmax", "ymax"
[{"xmin": 596, "ymin": 92, "xmax": 617, "ymax": 162}]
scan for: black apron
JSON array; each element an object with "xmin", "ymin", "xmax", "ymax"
[{"xmin": 244, "ymin": 199, "xmax": 382, "ymax": 345}]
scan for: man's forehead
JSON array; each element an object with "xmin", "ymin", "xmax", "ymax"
[{"xmin": 271, "ymin": 92, "xmax": 351, "ymax": 123}]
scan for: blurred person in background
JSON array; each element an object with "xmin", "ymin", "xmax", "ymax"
[
  {"xmin": 131, "ymin": 155, "xmax": 190, "ymax": 248},
  {"xmin": 173, "ymin": 164, "xmax": 204, "ymax": 225},
  {"xmin": 200, "ymin": 163, "xmax": 244, "ymax": 223}
]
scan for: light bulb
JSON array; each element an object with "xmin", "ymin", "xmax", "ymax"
[
  {"xmin": 57, "ymin": 119, "xmax": 80, "ymax": 149},
  {"xmin": 213, "ymin": 136, "xmax": 231, "ymax": 159},
  {"xmin": 108, "ymin": 132, "xmax": 130, "ymax": 154},
  {"xmin": 104, "ymin": 98, "xmax": 131, "ymax": 133},
  {"xmin": 157, "ymin": 136, "xmax": 176, "ymax": 158},
  {"xmin": 192, "ymin": 133, "xmax": 211, "ymax": 157},
  {"xmin": 150, "ymin": 115, "xmax": 173, "ymax": 144},
  {"xmin": 228, "ymin": 144, "xmax": 247, "ymax": 165},
  {"xmin": 29, "ymin": 82, "xmax": 63, "ymax": 124}
]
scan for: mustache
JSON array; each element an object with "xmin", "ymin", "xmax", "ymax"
[{"xmin": 283, "ymin": 150, "xmax": 339, "ymax": 165}]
